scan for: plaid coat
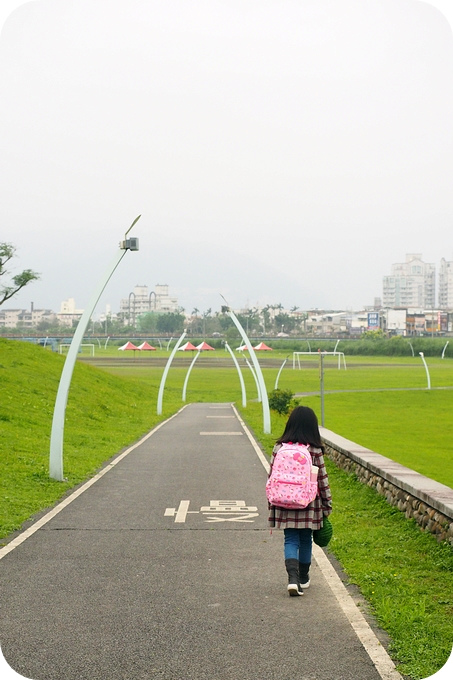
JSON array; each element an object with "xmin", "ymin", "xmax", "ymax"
[{"xmin": 268, "ymin": 444, "xmax": 332, "ymax": 530}]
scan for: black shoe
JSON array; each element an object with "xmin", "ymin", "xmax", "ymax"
[
  {"xmin": 299, "ymin": 562, "xmax": 311, "ymax": 590},
  {"xmin": 285, "ymin": 559, "xmax": 303, "ymax": 597}
]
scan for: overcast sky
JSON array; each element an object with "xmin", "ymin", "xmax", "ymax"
[{"xmin": 1, "ymin": 0, "xmax": 453, "ymax": 318}]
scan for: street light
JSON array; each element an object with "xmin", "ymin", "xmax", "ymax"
[
  {"xmin": 224, "ymin": 342, "xmax": 247, "ymax": 407},
  {"xmin": 49, "ymin": 216, "xmax": 141, "ymax": 481},
  {"xmin": 128, "ymin": 292, "xmax": 136, "ymax": 327},
  {"xmin": 419, "ymin": 352, "xmax": 431, "ymax": 390},
  {"xmin": 221, "ymin": 295, "xmax": 271, "ymax": 434},
  {"xmin": 318, "ymin": 349, "xmax": 325, "ymax": 426}
]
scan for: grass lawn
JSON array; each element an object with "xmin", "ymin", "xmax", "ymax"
[
  {"xmin": 299, "ymin": 390, "xmax": 453, "ymax": 488},
  {"xmin": 99, "ymin": 352, "xmax": 453, "ymax": 488},
  {"xmin": 314, "ymin": 459, "xmax": 453, "ymax": 680}
]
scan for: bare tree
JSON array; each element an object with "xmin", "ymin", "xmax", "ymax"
[{"xmin": 0, "ymin": 243, "xmax": 40, "ymax": 307}]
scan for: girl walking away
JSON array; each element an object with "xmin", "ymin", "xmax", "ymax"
[{"xmin": 268, "ymin": 406, "xmax": 332, "ymax": 596}]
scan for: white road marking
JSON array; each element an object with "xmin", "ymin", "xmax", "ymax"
[
  {"xmin": 165, "ymin": 500, "xmax": 258, "ymax": 523},
  {"xmin": 175, "ymin": 500, "xmax": 191, "ymax": 522},
  {"xmin": 165, "ymin": 501, "xmax": 200, "ymax": 523},
  {"xmin": 230, "ymin": 403, "xmax": 402, "ymax": 680},
  {"xmin": 199, "ymin": 431, "xmax": 243, "ymax": 435},
  {"xmin": 206, "ymin": 415, "xmax": 235, "ymax": 418},
  {"xmin": 200, "ymin": 501, "xmax": 257, "ymax": 512},
  {"xmin": 204, "ymin": 513, "xmax": 259, "ymax": 523}
]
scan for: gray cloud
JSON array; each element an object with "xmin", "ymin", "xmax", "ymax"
[{"xmin": 1, "ymin": 0, "xmax": 453, "ymax": 315}]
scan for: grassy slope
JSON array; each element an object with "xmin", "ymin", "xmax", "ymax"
[{"xmin": 0, "ymin": 338, "xmax": 180, "ymax": 536}]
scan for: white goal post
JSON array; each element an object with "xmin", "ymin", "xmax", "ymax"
[
  {"xmin": 59, "ymin": 343, "xmax": 95, "ymax": 356},
  {"xmin": 292, "ymin": 351, "xmax": 346, "ymax": 370}
]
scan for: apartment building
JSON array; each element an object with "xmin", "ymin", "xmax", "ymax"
[
  {"xmin": 0, "ymin": 306, "xmax": 56, "ymax": 329},
  {"xmin": 57, "ymin": 298, "xmax": 84, "ymax": 327},
  {"xmin": 119, "ymin": 284, "xmax": 179, "ymax": 325},
  {"xmin": 439, "ymin": 258, "xmax": 453, "ymax": 310},
  {"xmin": 383, "ymin": 254, "xmax": 435, "ymax": 309}
]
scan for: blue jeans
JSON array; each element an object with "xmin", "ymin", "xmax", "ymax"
[{"xmin": 284, "ymin": 528, "xmax": 313, "ymax": 563}]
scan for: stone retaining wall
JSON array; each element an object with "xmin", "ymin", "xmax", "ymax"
[{"xmin": 320, "ymin": 427, "xmax": 453, "ymax": 546}]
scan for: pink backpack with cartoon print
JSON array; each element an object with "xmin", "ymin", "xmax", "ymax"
[{"xmin": 266, "ymin": 442, "xmax": 318, "ymax": 509}]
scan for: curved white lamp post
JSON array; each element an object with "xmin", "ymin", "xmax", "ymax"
[
  {"xmin": 319, "ymin": 350, "xmax": 326, "ymax": 426},
  {"xmin": 243, "ymin": 355, "xmax": 261, "ymax": 402},
  {"xmin": 224, "ymin": 342, "xmax": 246, "ymax": 407},
  {"xmin": 157, "ymin": 330, "xmax": 187, "ymax": 414},
  {"xmin": 49, "ymin": 216, "xmax": 141, "ymax": 481},
  {"xmin": 222, "ymin": 297, "xmax": 271, "ymax": 433},
  {"xmin": 419, "ymin": 352, "xmax": 431, "ymax": 390},
  {"xmin": 182, "ymin": 350, "xmax": 201, "ymax": 402},
  {"xmin": 274, "ymin": 356, "xmax": 289, "ymax": 389}
]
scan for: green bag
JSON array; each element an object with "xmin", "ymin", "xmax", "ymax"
[{"xmin": 313, "ymin": 516, "xmax": 333, "ymax": 547}]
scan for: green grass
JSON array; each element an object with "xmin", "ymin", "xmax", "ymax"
[
  {"xmin": 300, "ymin": 390, "xmax": 453, "ymax": 488},
  {"xmin": 0, "ymin": 338, "xmax": 181, "ymax": 537},
  {"xmin": 324, "ymin": 459, "xmax": 453, "ymax": 680},
  {"xmin": 276, "ymin": 354, "xmax": 453, "ymax": 390},
  {"xmin": 238, "ymin": 401, "xmax": 453, "ymax": 680},
  {"xmin": 1, "ymin": 338, "xmax": 453, "ymax": 679},
  {"xmin": 100, "ymin": 353, "xmax": 453, "ymax": 487}
]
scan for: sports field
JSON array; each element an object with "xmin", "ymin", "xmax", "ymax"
[{"xmin": 84, "ymin": 348, "xmax": 453, "ymax": 488}]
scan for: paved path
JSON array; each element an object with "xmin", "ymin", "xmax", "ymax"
[{"xmin": 0, "ymin": 403, "xmax": 401, "ymax": 680}]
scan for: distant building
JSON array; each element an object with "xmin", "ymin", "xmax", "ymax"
[
  {"xmin": 0, "ymin": 304, "xmax": 56, "ymax": 329},
  {"xmin": 305, "ymin": 310, "xmax": 350, "ymax": 335},
  {"xmin": 386, "ymin": 308, "xmax": 408, "ymax": 335},
  {"xmin": 348, "ymin": 311, "xmax": 369, "ymax": 334},
  {"xmin": 383, "ymin": 254, "xmax": 435, "ymax": 309},
  {"xmin": 57, "ymin": 298, "xmax": 84, "ymax": 327},
  {"xmin": 439, "ymin": 258, "xmax": 453, "ymax": 310},
  {"xmin": 119, "ymin": 284, "xmax": 179, "ymax": 326},
  {"xmin": 405, "ymin": 310, "xmax": 427, "ymax": 336}
]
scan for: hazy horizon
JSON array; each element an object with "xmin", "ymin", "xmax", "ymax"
[
  {"xmin": 1, "ymin": 0, "xmax": 453, "ymax": 318},
  {"xmin": 1, "ymin": 250, "xmax": 450, "ymax": 318}
]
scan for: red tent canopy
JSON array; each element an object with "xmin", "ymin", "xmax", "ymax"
[
  {"xmin": 254, "ymin": 342, "xmax": 273, "ymax": 350},
  {"xmin": 196, "ymin": 341, "xmax": 215, "ymax": 351},
  {"xmin": 118, "ymin": 341, "xmax": 139, "ymax": 351},
  {"xmin": 178, "ymin": 341, "xmax": 198, "ymax": 351},
  {"xmin": 138, "ymin": 341, "xmax": 156, "ymax": 350}
]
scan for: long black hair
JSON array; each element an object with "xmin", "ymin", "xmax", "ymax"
[{"xmin": 276, "ymin": 405, "xmax": 323, "ymax": 449}]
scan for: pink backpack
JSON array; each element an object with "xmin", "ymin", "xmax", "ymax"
[{"xmin": 266, "ymin": 442, "xmax": 318, "ymax": 509}]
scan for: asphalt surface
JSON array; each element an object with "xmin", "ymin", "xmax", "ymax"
[{"xmin": 1, "ymin": 403, "xmax": 399, "ymax": 680}]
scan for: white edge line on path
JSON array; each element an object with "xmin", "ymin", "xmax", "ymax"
[
  {"xmin": 0, "ymin": 405, "xmax": 189, "ymax": 561},
  {"xmin": 231, "ymin": 403, "xmax": 402, "ymax": 680}
]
